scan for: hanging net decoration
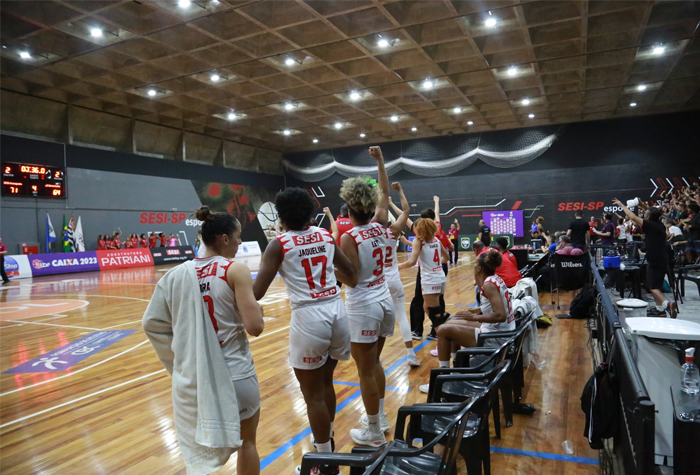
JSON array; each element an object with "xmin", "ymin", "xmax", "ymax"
[{"xmin": 284, "ymin": 127, "xmax": 562, "ymax": 182}]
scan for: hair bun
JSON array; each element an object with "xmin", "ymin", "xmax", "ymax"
[
  {"xmin": 484, "ymin": 249, "xmax": 503, "ymax": 268},
  {"xmin": 195, "ymin": 206, "xmax": 213, "ymax": 222}
]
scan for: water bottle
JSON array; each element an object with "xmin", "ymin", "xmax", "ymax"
[{"xmin": 681, "ymin": 348, "xmax": 700, "ymax": 395}]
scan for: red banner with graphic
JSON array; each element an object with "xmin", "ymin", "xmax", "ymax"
[{"xmin": 97, "ymin": 248, "xmax": 154, "ymax": 270}]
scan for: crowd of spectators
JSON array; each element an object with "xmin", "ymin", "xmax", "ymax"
[{"xmin": 97, "ymin": 231, "xmax": 180, "ymax": 250}]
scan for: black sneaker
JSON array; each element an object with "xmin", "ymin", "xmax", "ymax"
[
  {"xmin": 426, "ymin": 333, "xmax": 437, "ymax": 341},
  {"xmin": 411, "ymin": 331, "xmax": 423, "ymax": 340},
  {"xmin": 667, "ymin": 301, "xmax": 678, "ymax": 319}
]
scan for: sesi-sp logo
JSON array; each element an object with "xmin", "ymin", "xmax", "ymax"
[{"xmin": 32, "ymin": 259, "xmax": 50, "ymax": 270}]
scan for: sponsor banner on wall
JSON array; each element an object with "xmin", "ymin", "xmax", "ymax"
[
  {"xmin": 3, "ymin": 254, "xmax": 32, "ymax": 280},
  {"xmin": 29, "ymin": 252, "xmax": 100, "ymax": 277},
  {"xmin": 458, "ymin": 234, "xmax": 513, "ymax": 251},
  {"xmin": 97, "ymin": 249, "xmax": 153, "ymax": 270},
  {"xmin": 235, "ymin": 241, "xmax": 262, "ymax": 257},
  {"xmin": 150, "ymin": 246, "xmax": 195, "ymax": 265}
]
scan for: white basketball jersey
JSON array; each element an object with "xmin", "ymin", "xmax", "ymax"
[
  {"xmin": 479, "ymin": 274, "xmax": 515, "ymax": 333},
  {"xmin": 383, "ymin": 227, "xmax": 400, "ymax": 281},
  {"xmin": 193, "ymin": 255, "xmax": 255, "ymax": 381},
  {"xmin": 276, "ymin": 226, "xmax": 339, "ymax": 309},
  {"xmin": 345, "ymin": 222, "xmax": 391, "ymax": 308},
  {"xmin": 417, "ymin": 238, "xmax": 446, "ymax": 285}
]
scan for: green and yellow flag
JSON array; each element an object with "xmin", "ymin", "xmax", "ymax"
[{"xmin": 62, "ymin": 214, "xmax": 71, "ymax": 252}]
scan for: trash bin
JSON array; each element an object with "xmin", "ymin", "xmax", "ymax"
[
  {"xmin": 615, "ymin": 298, "xmax": 648, "ymax": 329},
  {"xmin": 624, "ymin": 318, "xmax": 700, "ymax": 466}
]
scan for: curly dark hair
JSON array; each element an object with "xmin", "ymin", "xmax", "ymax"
[
  {"xmin": 275, "ymin": 188, "xmax": 315, "ymax": 231},
  {"xmin": 477, "ymin": 249, "xmax": 503, "ymax": 276}
]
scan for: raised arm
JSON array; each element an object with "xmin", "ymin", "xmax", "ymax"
[
  {"xmin": 612, "ymin": 198, "xmax": 643, "ymax": 226},
  {"xmin": 454, "ymin": 218, "xmax": 460, "ymax": 231},
  {"xmin": 323, "ymin": 207, "xmax": 339, "ymax": 242},
  {"xmin": 253, "ymin": 238, "xmax": 283, "ymax": 300},
  {"xmin": 228, "ymin": 261, "xmax": 265, "ymax": 337},
  {"xmin": 433, "ymin": 196, "xmax": 441, "ymax": 225},
  {"xmin": 333, "ymin": 241, "xmax": 357, "ymax": 287},
  {"xmin": 390, "ymin": 182, "xmax": 410, "ymax": 235},
  {"xmin": 370, "ymin": 146, "xmax": 389, "ymax": 226},
  {"xmin": 398, "ymin": 238, "xmax": 422, "ymax": 269}
]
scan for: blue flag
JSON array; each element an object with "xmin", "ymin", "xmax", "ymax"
[{"xmin": 46, "ymin": 213, "xmax": 56, "ymax": 253}]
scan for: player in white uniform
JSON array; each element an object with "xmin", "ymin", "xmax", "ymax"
[
  {"xmin": 192, "ymin": 206, "xmax": 265, "ymax": 475},
  {"xmin": 384, "ymin": 183, "xmax": 420, "ymax": 367},
  {"xmin": 339, "ymin": 146, "xmax": 395, "ymax": 447},
  {"xmin": 254, "ymin": 188, "xmax": 356, "ymax": 474},
  {"xmin": 419, "ymin": 250, "xmax": 514, "ymax": 393},
  {"xmin": 399, "ymin": 217, "xmax": 450, "ymax": 339}
]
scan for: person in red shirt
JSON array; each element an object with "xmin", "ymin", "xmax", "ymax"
[
  {"xmin": 132, "ymin": 234, "xmax": 139, "ymax": 247},
  {"xmin": 159, "ymin": 232, "xmax": 167, "ymax": 247},
  {"xmin": 104, "ymin": 233, "xmax": 114, "ymax": 250},
  {"xmin": 149, "ymin": 232, "xmax": 157, "ymax": 248},
  {"xmin": 124, "ymin": 237, "xmax": 133, "ymax": 249},
  {"xmin": 473, "ymin": 240, "xmax": 521, "ymax": 287},
  {"xmin": 97, "ymin": 234, "xmax": 106, "ymax": 251},
  {"xmin": 333, "ymin": 204, "xmax": 353, "ymax": 241},
  {"xmin": 112, "ymin": 232, "xmax": 122, "ymax": 250},
  {"xmin": 447, "ymin": 219, "xmax": 460, "ymax": 265},
  {"xmin": 0, "ymin": 237, "xmax": 9, "ymax": 285},
  {"xmin": 495, "ymin": 237, "xmax": 518, "ymax": 268},
  {"xmin": 139, "ymin": 233, "xmax": 148, "ymax": 248}
]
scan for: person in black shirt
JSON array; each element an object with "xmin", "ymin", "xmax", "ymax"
[
  {"xmin": 614, "ymin": 198, "xmax": 677, "ymax": 318},
  {"xmin": 567, "ymin": 210, "xmax": 590, "ymax": 249},
  {"xmin": 684, "ymin": 203, "xmax": 700, "ymax": 264},
  {"xmin": 477, "ymin": 220, "xmax": 491, "ymax": 247}
]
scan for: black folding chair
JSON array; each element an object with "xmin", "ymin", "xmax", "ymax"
[
  {"xmin": 299, "ymin": 440, "xmax": 396, "ymax": 475},
  {"xmin": 549, "ymin": 252, "xmax": 590, "ymax": 315}
]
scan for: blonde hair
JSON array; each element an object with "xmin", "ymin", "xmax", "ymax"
[
  {"xmin": 339, "ymin": 177, "xmax": 378, "ymax": 222},
  {"xmin": 414, "ymin": 218, "xmax": 438, "ymax": 242}
]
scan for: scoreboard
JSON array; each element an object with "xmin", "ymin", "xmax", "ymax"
[{"xmin": 2, "ymin": 162, "xmax": 66, "ymax": 199}]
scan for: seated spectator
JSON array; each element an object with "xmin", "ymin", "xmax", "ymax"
[
  {"xmin": 473, "ymin": 240, "xmax": 522, "ymax": 287},
  {"xmin": 555, "ymin": 235, "xmax": 584, "ymax": 256},
  {"xmin": 684, "ymin": 203, "xmax": 700, "ymax": 264},
  {"xmin": 494, "ymin": 237, "xmax": 517, "ymax": 268},
  {"xmin": 667, "ymin": 219, "xmax": 684, "ymax": 242}
]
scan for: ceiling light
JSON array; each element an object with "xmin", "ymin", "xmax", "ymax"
[
  {"xmin": 210, "ymin": 73, "xmax": 220, "ymax": 82},
  {"xmin": 350, "ymin": 91, "xmax": 361, "ymax": 101},
  {"xmin": 422, "ymin": 79, "xmax": 434, "ymax": 90},
  {"xmin": 453, "ymin": 107, "xmax": 462, "ymax": 113},
  {"xmin": 90, "ymin": 28, "xmax": 103, "ymax": 37},
  {"xmin": 283, "ymin": 129, "xmax": 291, "ymax": 136},
  {"xmin": 19, "ymin": 51, "xmax": 31, "ymax": 59},
  {"xmin": 285, "ymin": 103, "xmax": 294, "ymax": 111},
  {"xmin": 467, "ymin": 120, "xmax": 474, "ymax": 125},
  {"xmin": 522, "ymin": 98, "xmax": 530, "ymax": 105},
  {"xmin": 411, "ymin": 127, "xmax": 417, "ymax": 132},
  {"xmin": 528, "ymin": 113, "xmax": 535, "ymax": 118},
  {"xmin": 147, "ymin": 89, "xmax": 157, "ymax": 97},
  {"xmin": 377, "ymin": 38, "xmax": 390, "ymax": 48},
  {"xmin": 285, "ymin": 58, "xmax": 295, "ymax": 66},
  {"xmin": 637, "ymin": 84, "xmax": 647, "ymax": 92},
  {"xmin": 360, "ymin": 133, "xmax": 366, "ymax": 138},
  {"xmin": 227, "ymin": 112, "xmax": 236, "ymax": 120},
  {"xmin": 334, "ymin": 122, "xmax": 343, "ymax": 129},
  {"xmin": 390, "ymin": 115, "xmax": 399, "ymax": 122},
  {"xmin": 178, "ymin": 0, "xmax": 191, "ymax": 8},
  {"xmin": 507, "ymin": 66, "xmax": 517, "ymax": 76},
  {"xmin": 313, "ymin": 138, "xmax": 318, "ymax": 143},
  {"xmin": 630, "ymin": 102, "xmax": 637, "ymax": 107},
  {"xmin": 485, "ymin": 17, "xmax": 498, "ymax": 28},
  {"xmin": 652, "ymin": 45, "xmax": 665, "ymax": 55}
]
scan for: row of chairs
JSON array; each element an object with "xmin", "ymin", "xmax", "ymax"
[{"xmin": 300, "ymin": 312, "xmax": 536, "ymax": 475}]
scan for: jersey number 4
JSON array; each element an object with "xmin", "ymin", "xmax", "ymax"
[
  {"xmin": 433, "ymin": 248, "xmax": 440, "ymax": 265},
  {"xmin": 301, "ymin": 255, "xmax": 328, "ymax": 290}
]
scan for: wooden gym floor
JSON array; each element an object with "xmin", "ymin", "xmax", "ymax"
[{"xmin": 0, "ymin": 253, "xmax": 600, "ymax": 474}]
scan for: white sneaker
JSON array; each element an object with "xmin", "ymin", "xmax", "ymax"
[
  {"xmin": 350, "ymin": 426, "xmax": 386, "ymax": 447},
  {"xmin": 419, "ymin": 384, "xmax": 430, "ymax": 394},
  {"xmin": 407, "ymin": 353, "xmax": 420, "ymax": 367},
  {"xmin": 360, "ymin": 413, "xmax": 390, "ymax": 432},
  {"xmin": 309, "ymin": 431, "xmax": 334, "ymax": 448}
]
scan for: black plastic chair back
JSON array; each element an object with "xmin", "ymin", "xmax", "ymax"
[{"xmin": 551, "ymin": 253, "xmax": 590, "ymax": 291}]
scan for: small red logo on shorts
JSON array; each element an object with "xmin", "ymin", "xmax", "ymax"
[
  {"xmin": 361, "ymin": 330, "xmax": 378, "ymax": 336},
  {"xmin": 432, "ymin": 285, "xmax": 442, "ymax": 291},
  {"xmin": 303, "ymin": 356, "xmax": 323, "ymax": 364}
]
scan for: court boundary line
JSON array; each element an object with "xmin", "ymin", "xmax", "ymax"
[
  {"xmin": 0, "ymin": 369, "xmax": 166, "ymax": 429},
  {"xmin": 4, "ymin": 320, "xmax": 99, "ymax": 331},
  {"xmin": 490, "ymin": 446, "xmax": 600, "ymax": 465},
  {"xmin": 0, "ymin": 340, "xmax": 152, "ymax": 397}
]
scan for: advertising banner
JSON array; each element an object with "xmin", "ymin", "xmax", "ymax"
[
  {"xmin": 150, "ymin": 246, "xmax": 195, "ymax": 265},
  {"xmin": 97, "ymin": 248, "xmax": 154, "ymax": 270},
  {"xmin": 235, "ymin": 241, "xmax": 262, "ymax": 257},
  {"xmin": 458, "ymin": 234, "xmax": 513, "ymax": 251},
  {"xmin": 29, "ymin": 252, "xmax": 100, "ymax": 277},
  {"xmin": 3, "ymin": 254, "xmax": 32, "ymax": 280},
  {"xmin": 3, "ymin": 330, "xmax": 137, "ymax": 373}
]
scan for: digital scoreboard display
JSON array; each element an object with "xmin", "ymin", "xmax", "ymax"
[
  {"xmin": 2, "ymin": 162, "xmax": 66, "ymax": 199},
  {"xmin": 482, "ymin": 210, "xmax": 524, "ymax": 237}
]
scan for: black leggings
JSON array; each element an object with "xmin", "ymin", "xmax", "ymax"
[{"xmin": 409, "ymin": 264, "xmax": 448, "ymax": 336}]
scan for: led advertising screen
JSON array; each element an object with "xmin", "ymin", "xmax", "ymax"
[{"xmin": 482, "ymin": 210, "xmax": 524, "ymax": 237}]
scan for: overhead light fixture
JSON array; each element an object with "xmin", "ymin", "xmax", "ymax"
[
  {"xmin": 19, "ymin": 51, "xmax": 31, "ymax": 59},
  {"xmin": 313, "ymin": 138, "xmax": 319, "ymax": 143},
  {"xmin": 147, "ymin": 89, "xmax": 157, "ymax": 97},
  {"xmin": 350, "ymin": 91, "xmax": 361, "ymax": 101},
  {"xmin": 210, "ymin": 73, "xmax": 220, "ymax": 82},
  {"xmin": 453, "ymin": 107, "xmax": 462, "ymax": 113},
  {"xmin": 411, "ymin": 127, "xmax": 417, "ymax": 132},
  {"xmin": 507, "ymin": 66, "xmax": 517, "ymax": 76},
  {"xmin": 360, "ymin": 133, "xmax": 366, "ymax": 138},
  {"xmin": 90, "ymin": 28, "xmax": 103, "ymax": 37},
  {"xmin": 283, "ymin": 129, "xmax": 291, "ymax": 136},
  {"xmin": 422, "ymin": 79, "xmax": 434, "ymax": 90},
  {"xmin": 178, "ymin": 0, "xmax": 191, "ymax": 8},
  {"xmin": 285, "ymin": 58, "xmax": 295, "ymax": 66},
  {"xmin": 485, "ymin": 12, "xmax": 498, "ymax": 28},
  {"xmin": 390, "ymin": 115, "xmax": 399, "ymax": 122},
  {"xmin": 630, "ymin": 102, "xmax": 637, "ymax": 107},
  {"xmin": 522, "ymin": 98, "xmax": 530, "ymax": 105},
  {"xmin": 637, "ymin": 84, "xmax": 647, "ymax": 91},
  {"xmin": 227, "ymin": 112, "xmax": 236, "ymax": 120},
  {"xmin": 285, "ymin": 103, "xmax": 294, "ymax": 111},
  {"xmin": 467, "ymin": 120, "xmax": 474, "ymax": 125},
  {"xmin": 377, "ymin": 38, "xmax": 390, "ymax": 48},
  {"xmin": 652, "ymin": 44, "xmax": 665, "ymax": 55},
  {"xmin": 528, "ymin": 113, "xmax": 535, "ymax": 118},
  {"xmin": 334, "ymin": 122, "xmax": 343, "ymax": 129}
]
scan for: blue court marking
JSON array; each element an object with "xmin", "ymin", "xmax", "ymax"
[
  {"xmin": 490, "ymin": 446, "xmax": 600, "ymax": 465},
  {"xmin": 259, "ymin": 339, "xmax": 433, "ymax": 470},
  {"xmin": 333, "ymin": 381, "xmax": 412, "ymax": 392}
]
